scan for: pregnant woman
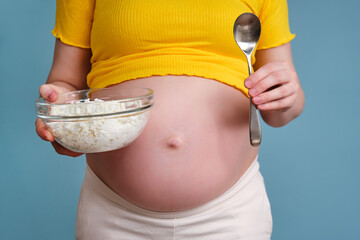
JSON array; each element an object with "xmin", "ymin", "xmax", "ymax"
[{"xmin": 35, "ymin": 0, "xmax": 305, "ymax": 239}]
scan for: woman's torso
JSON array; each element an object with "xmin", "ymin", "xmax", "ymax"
[
  {"xmin": 85, "ymin": 0, "xmax": 262, "ymax": 212},
  {"xmin": 86, "ymin": 76, "xmax": 258, "ymax": 211}
]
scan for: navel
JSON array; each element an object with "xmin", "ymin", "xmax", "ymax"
[{"xmin": 166, "ymin": 136, "xmax": 183, "ymax": 149}]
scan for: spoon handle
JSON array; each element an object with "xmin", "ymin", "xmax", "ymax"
[
  {"xmin": 246, "ymin": 55, "xmax": 262, "ymax": 147},
  {"xmin": 249, "ymin": 97, "xmax": 261, "ymax": 146}
]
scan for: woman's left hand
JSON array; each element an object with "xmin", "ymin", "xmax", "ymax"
[{"xmin": 244, "ymin": 61, "xmax": 300, "ymax": 112}]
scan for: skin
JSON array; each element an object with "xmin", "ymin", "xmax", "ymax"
[{"xmin": 36, "ymin": 39, "xmax": 304, "ymax": 211}]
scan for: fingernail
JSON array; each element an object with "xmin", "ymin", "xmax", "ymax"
[
  {"xmin": 257, "ymin": 104, "xmax": 265, "ymax": 110},
  {"xmin": 249, "ymin": 89, "xmax": 256, "ymax": 96},
  {"xmin": 41, "ymin": 85, "xmax": 56, "ymax": 101},
  {"xmin": 244, "ymin": 80, "xmax": 252, "ymax": 88},
  {"xmin": 253, "ymin": 97, "xmax": 261, "ymax": 104},
  {"xmin": 47, "ymin": 92, "xmax": 57, "ymax": 101},
  {"xmin": 46, "ymin": 134, "xmax": 54, "ymax": 142}
]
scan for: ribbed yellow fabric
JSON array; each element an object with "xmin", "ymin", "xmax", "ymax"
[
  {"xmin": 52, "ymin": 0, "xmax": 295, "ymax": 97},
  {"xmin": 52, "ymin": 0, "xmax": 95, "ymax": 48}
]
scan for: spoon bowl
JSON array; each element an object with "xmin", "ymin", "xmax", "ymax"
[{"xmin": 233, "ymin": 12, "xmax": 262, "ymax": 146}]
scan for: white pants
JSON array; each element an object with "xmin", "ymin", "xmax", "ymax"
[{"xmin": 76, "ymin": 159, "xmax": 272, "ymax": 240}]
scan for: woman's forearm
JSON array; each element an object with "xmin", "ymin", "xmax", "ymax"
[{"xmin": 45, "ymin": 39, "xmax": 92, "ymax": 90}]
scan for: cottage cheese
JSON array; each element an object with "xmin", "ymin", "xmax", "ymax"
[{"xmin": 47, "ymin": 99, "xmax": 149, "ymax": 153}]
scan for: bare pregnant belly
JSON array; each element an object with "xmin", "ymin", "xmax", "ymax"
[{"xmin": 86, "ymin": 76, "xmax": 259, "ymax": 211}]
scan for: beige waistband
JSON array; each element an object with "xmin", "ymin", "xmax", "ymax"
[{"xmin": 84, "ymin": 156, "xmax": 260, "ymax": 219}]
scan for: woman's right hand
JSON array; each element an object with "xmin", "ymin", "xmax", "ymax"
[{"xmin": 35, "ymin": 84, "xmax": 84, "ymax": 157}]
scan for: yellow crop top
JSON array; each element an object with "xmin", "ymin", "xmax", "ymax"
[{"xmin": 52, "ymin": 0, "xmax": 295, "ymax": 97}]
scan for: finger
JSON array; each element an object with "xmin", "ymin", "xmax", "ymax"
[
  {"xmin": 51, "ymin": 141, "xmax": 84, "ymax": 157},
  {"xmin": 257, "ymin": 94, "xmax": 297, "ymax": 111},
  {"xmin": 252, "ymin": 84, "xmax": 295, "ymax": 105},
  {"xmin": 248, "ymin": 70, "xmax": 291, "ymax": 97},
  {"xmin": 39, "ymin": 84, "xmax": 59, "ymax": 102},
  {"xmin": 244, "ymin": 62, "xmax": 287, "ymax": 88},
  {"xmin": 35, "ymin": 118, "xmax": 55, "ymax": 142}
]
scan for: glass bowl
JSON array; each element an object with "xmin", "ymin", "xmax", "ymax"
[{"xmin": 35, "ymin": 87, "xmax": 154, "ymax": 153}]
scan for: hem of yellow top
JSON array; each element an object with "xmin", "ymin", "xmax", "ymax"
[
  {"xmin": 89, "ymin": 73, "xmax": 251, "ymax": 98},
  {"xmin": 52, "ymin": 29, "xmax": 91, "ymax": 49},
  {"xmin": 257, "ymin": 34, "xmax": 295, "ymax": 50}
]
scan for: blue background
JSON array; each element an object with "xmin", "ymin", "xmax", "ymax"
[{"xmin": 0, "ymin": 0, "xmax": 359, "ymax": 239}]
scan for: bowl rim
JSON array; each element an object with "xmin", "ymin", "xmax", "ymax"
[
  {"xmin": 35, "ymin": 87, "xmax": 154, "ymax": 120},
  {"xmin": 35, "ymin": 87, "xmax": 153, "ymax": 105}
]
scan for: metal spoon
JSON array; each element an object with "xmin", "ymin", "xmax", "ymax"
[{"xmin": 233, "ymin": 12, "xmax": 262, "ymax": 147}]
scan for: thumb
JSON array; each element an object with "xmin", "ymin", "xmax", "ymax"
[{"xmin": 39, "ymin": 84, "xmax": 59, "ymax": 102}]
